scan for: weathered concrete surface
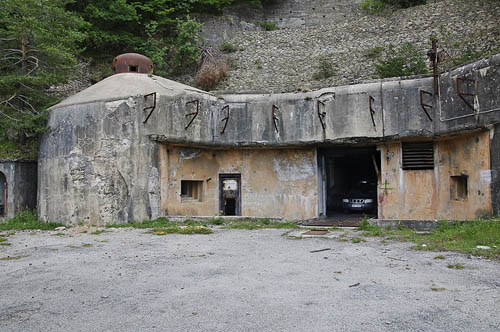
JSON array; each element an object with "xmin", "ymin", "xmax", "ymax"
[
  {"xmin": 1, "ymin": 228, "xmax": 499, "ymax": 332},
  {"xmin": 378, "ymin": 131, "xmax": 492, "ymax": 220},
  {"xmin": 40, "ymin": 55, "xmax": 500, "ymax": 224},
  {"xmin": 150, "ymin": 54, "xmax": 500, "ymax": 147},
  {"xmin": 160, "ymin": 146, "xmax": 318, "ymax": 220},
  {"xmin": 491, "ymin": 124, "xmax": 500, "ymax": 215},
  {"xmin": 0, "ymin": 161, "xmax": 37, "ymax": 219}
]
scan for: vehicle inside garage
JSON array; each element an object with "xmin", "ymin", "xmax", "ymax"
[{"xmin": 315, "ymin": 146, "xmax": 380, "ymax": 226}]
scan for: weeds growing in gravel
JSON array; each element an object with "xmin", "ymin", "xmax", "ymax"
[
  {"xmin": 447, "ymin": 263, "xmax": 465, "ymax": 270},
  {"xmin": 0, "ymin": 211, "xmax": 62, "ymax": 231}
]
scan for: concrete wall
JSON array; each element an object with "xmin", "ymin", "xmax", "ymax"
[
  {"xmin": 149, "ymin": 54, "xmax": 500, "ymax": 148},
  {"xmin": 490, "ymin": 124, "xmax": 500, "ymax": 215},
  {"xmin": 0, "ymin": 161, "xmax": 37, "ymax": 219},
  {"xmin": 159, "ymin": 145, "xmax": 318, "ymax": 220},
  {"xmin": 378, "ymin": 131, "xmax": 492, "ymax": 220},
  {"xmin": 38, "ymin": 98, "xmax": 161, "ymax": 226}
]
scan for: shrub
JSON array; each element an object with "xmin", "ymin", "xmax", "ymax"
[
  {"xmin": 256, "ymin": 21, "xmax": 279, "ymax": 31},
  {"xmin": 375, "ymin": 43, "xmax": 428, "ymax": 78},
  {"xmin": 195, "ymin": 49, "xmax": 228, "ymax": 90},
  {"xmin": 313, "ymin": 56, "xmax": 337, "ymax": 80},
  {"xmin": 220, "ymin": 42, "xmax": 239, "ymax": 53},
  {"xmin": 362, "ymin": 0, "xmax": 426, "ymax": 13}
]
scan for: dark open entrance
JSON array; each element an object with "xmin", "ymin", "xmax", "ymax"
[
  {"xmin": 0, "ymin": 172, "xmax": 6, "ymax": 217},
  {"xmin": 315, "ymin": 146, "xmax": 380, "ymax": 226},
  {"xmin": 219, "ymin": 174, "xmax": 241, "ymax": 216}
]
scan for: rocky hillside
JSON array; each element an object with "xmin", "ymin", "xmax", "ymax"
[{"xmin": 177, "ymin": 0, "xmax": 500, "ymax": 93}]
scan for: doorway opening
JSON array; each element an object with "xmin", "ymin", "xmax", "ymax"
[
  {"xmin": 0, "ymin": 172, "xmax": 7, "ymax": 217},
  {"xmin": 316, "ymin": 146, "xmax": 380, "ymax": 226},
  {"xmin": 219, "ymin": 174, "xmax": 241, "ymax": 216}
]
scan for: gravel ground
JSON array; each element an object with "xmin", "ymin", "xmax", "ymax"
[{"xmin": 1, "ymin": 227, "xmax": 499, "ymax": 332}]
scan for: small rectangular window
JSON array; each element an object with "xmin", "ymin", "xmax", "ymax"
[
  {"xmin": 402, "ymin": 142, "xmax": 434, "ymax": 170},
  {"xmin": 181, "ymin": 180, "xmax": 203, "ymax": 202},
  {"xmin": 450, "ymin": 175, "xmax": 468, "ymax": 200},
  {"xmin": 128, "ymin": 65, "xmax": 138, "ymax": 72}
]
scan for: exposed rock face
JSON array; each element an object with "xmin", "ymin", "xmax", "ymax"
[{"xmin": 182, "ymin": 0, "xmax": 500, "ymax": 93}]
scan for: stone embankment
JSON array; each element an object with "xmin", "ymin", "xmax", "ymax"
[{"xmin": 176, "ymin": 0, "xmax": 500, "ymax": 93}]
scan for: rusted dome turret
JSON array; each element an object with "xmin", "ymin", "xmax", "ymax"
[{"xmin": 112, "ymin": 53, "xmax": 154, "ymax": 74}]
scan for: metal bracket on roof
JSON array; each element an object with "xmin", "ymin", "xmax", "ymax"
[
  {"xmin": 456, "ymin": 77, "xmax": 477, "ymax": 112},
  {"xmin": 220, "ymin": 105, "xmax": 230, "ymax": 134},
  {"xmin": 272, "ymin": 104, "xmax": 280, "ymax": 133},
  {"xmin": 369, "ymin": 96, "xmax": 377, "ymax": 130},
  {"xmin": 142, "ymin": 92, "xmax": 157, "ymax": 124},
  {"xmin": 419, "ymin": 89, "xmax": 433, "ymax": 121},
  {"xmin": 185, "ymin": 99, "xmax": 200, "ymax": 130},
  {"xmin": 317, "ymin": 100, "xmax": 326, "ymax": 130}
]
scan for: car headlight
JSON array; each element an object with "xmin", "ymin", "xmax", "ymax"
[
  {"xmin": 342, "ymin": 199, "xmax": 349, "ymax": 203},
  {"xmin": 364, "ymin": 199, "xmax": 374, "ymax": 203}
]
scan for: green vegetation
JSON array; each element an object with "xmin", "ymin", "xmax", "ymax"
[
  {"xmin": 0, "ymin": 211, "xmax": 62, "ymax": 231},
  {"xmin": 153, "ymin": 225, "xmax": 213, "ymax": 235},
  {"xmin": 0, "ymin": 255, "xmax": 29, "ymax": 261},
  {"xmin": 375, "ymin": 43, "xmax": 428, "ymax": 78},
  {"xmin": 313, "ymin": 55, "xmax": 337, "ymax": 80},
  {"xmin": 352, "ymin": 237, "xmax": 363, "ymax": 243},
  {"xmin": 222, "ymin": 219, "xmax": 299, "ymax": 230},
  {"xmin": 356, "ymin": 218, "xmax": 500, "ymax": 260},
  {"xmin": 256, "ymin": 21, "xmax": 279, "ymax": 31},
  {"xmin": 362, "ymin": 0, "xmax": 426, "ymax": 14},
  {"xmin": 67, "ymin": 243, "xmax": 93, "ymax": 248},
  {"xmin": 447, "ymin": 263, "xmax": 465, "ymax": 270},
  {"xmin": 220, "ymin": 43, "xmax": 240, "ymax": 53},
  {"xmin": 90, "ymin": 229, "xmax": 111, "ymax": 235},
  {"xmin": 0, "ymin": 0, "xmax": 88, "ymax": 150},
  {"xmin": 106, "ymin": 217, "xmax": 298, "ymax": 232}
]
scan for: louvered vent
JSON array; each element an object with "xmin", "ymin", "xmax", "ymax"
[{"xmin": 402, "ymin": 142, "xmax": 434, "ymax": 170}]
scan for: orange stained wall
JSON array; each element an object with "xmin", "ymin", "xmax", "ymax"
[
  {"xmin": 159, "ymin": 145, "xmax": 318, "ymax": 220},
  {"xmin": 378, "ymin": 131, "xmax": 492, "ymax": 220}
]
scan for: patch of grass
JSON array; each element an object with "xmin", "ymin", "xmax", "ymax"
[
  {"xmin": 364, "ymin": 46, "xmax": 385, "ymax": 58},
  {"xmin": 0, "ymin": 242, "xmax": 11, "ymax": 246},
  {"xmin": 0, "ymin": 237, "xmax": 7, "ymax": 242},
  {"xmin": 313, "ymin": 55, "xmax": 337, "ymax": 80},
  {"xmin": 67, "ymin": 243, "xmax": 93, "ymax": 248},
  {"xmin": 152, "ymin": 225, "xmax": 213, "ymax": 235},
  {"xmin": 447, "ymin": 263, "xmax": 465, "ymax": 270},
  {"xmin": 91, "ymin": 229, "xmax": 110, "ymax": 235},
  {"xmin": 375, "ymin": 43, "xmax": 428, "ymax": 78},
  {"xmin": 256, "ymin": 21, "xmax": 278, "ymax": 31},
  {"xmin": 223, "ymin": 219, "xmax": 299, "ymax": 230},
  {"xmin": 220, "ymin": 42, "xmax": 239, "ymax": 53},
  {"xmin": 352, "ymin": 237, "xmax": 363, "ymax": 243},
  {"xmin": 0, "ymin": 211, "xmax": 63, "ymax": 231},
  {"xmin": 410, "ymin": 219, "xmax": 500, "ymax": 260},
  {"xmin": 431, "ymin": 287, "xmax": 446, "ymax": 292},
  {"xmin": 434, "ymin": 255, "xmax": 446, "ymax": 260},
  {"xmin": 361, "ymin": 0, "xmax": 426, "ymax": 14},
  {"xmin": 54, "ymin": 233, "xmax": 66, "ymax": 236},
  {"xmin": 0, "ymin": 255, "xmax": 29, "ymax": 261}
]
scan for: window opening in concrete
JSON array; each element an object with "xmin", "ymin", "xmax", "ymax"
[
  {"xmin": 315, "ymin": 147, "xmax": 380, "ymax": 227},
  {"xmin": 128, "ymin": 65, "xmax": 138, "ymax": 72},
  {"xmin": 219, "ymin": 174, "xmax": 241, "ymax": 216},
  {"xmin": 451, "ymin": 175, "xmax": 468, "ymax": 200},
  {"xmin": 181, "ymin": 180, "xmax": 203, "ymax": 202},
  {"xmin": 402, "ymin": 142, "xmax": 434, "ymax": 170},
  {"xmin": 0, "ymin": 172, "xmax": 6, "ymax": 217}
]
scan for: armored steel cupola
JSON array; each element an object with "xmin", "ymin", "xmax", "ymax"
[{"xmin": 112, "ymin": 53, "xmax": 154, "ymax": 74}]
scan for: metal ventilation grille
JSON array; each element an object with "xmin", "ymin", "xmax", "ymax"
[{"xmin": 402, "ymin": 142, "xmax": 434, "ymax": 170}]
